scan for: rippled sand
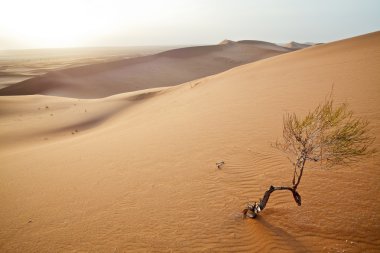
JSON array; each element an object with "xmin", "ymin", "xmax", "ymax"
[{"xmin": 0, "ymin": 32, "xmax": 379, "ymax": 252}]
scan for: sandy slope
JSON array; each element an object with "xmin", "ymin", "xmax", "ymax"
[
  {"xmin": 0, "ymin": 41, "xmax": 293, "ymax": 98},
  {"xmin": 0, "ymin": 31, "xmax": 380, "ymax": 252}
]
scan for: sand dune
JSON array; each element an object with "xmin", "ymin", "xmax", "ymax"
[
  {"xmin": 0, "ymin": 41, "xmax": 294, "ymax": 98},
  {"xmin": 0, "ymin": 46, "xmax": 182, "ymax": 90},
  {"xmin": 0, "ymin": 31, "xmax": 380, "ymax": 252},
  {"xmin": 282, "ymin": 41, "xmax": 312, "ymax": 49},
  {"xmin": 219, "ymin": 39, "xmax": 235, "ymax": 45}
]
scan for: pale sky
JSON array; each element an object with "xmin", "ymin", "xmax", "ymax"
[{"xmin": 0, "ymin": 0, "xmax": 379, "ymax": 49}]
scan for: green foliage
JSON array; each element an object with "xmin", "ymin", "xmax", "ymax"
[{"xmin": 275, "ymin": 96, "xmax": 376, "ymax": 168}]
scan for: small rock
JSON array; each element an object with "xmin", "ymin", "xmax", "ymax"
[{"xmin": 216, "ymin": 161, "xmax": 225, "ymax": 169}]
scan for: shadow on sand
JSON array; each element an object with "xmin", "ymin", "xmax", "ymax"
[{"xmin": 255, "ymin": 215, "xmax": 309, "ymax": 253}]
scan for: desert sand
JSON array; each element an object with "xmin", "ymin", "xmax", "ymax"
[
  {"xmin": 0, "ymin": 41, "xmax": 294, "ymax": 98},
  {"xmin": 0, "ymin": 31, "xmax": 379, "ymax": 252}
]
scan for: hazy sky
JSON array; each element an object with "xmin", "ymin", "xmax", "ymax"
[{"xmin": 1, "ymin": 0, "xmax": 379, "ymax": 49}]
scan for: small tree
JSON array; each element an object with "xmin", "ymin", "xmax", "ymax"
[{"xmin": 244, "ymin": 95, "xmax": 376, "ymax": 218}]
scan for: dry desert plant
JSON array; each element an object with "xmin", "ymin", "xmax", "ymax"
[{"xmin": 244, "ymin": 94, "xmax": 376, "ymax": 218}]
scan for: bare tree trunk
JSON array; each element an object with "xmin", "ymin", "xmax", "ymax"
[
  {"xmin": 243, "ymin": 153, "xmax": 306, "ymax": 218},
  {"xmin": 261, "ymin": 186, "xmax": 301, "ymax": 209},
  {"xmin": 243, "ymin": 185, "xmax": 302, "ymax": 218}
]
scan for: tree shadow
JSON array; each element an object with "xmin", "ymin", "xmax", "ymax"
[{"xmin": 255, "ymin": 215, "xmax": 309, "ymax": 253}]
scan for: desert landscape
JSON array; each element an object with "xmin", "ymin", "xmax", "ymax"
[
  {"xmin": 1, "ymin": 30, "xmax": 379, "ymax": 252},
  {"xmin": 1, "ymin": 1, "xmax": 380, "ymax": 252}
]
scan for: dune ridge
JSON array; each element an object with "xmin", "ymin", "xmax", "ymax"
[
  {"xmin": 0, "ymin": 31, "xmax": 379, "ymax": 252},
  {"xmin": 282, "ymin": 41, "xmax": 312, "ymax": 49},
  {"xmin": 0, "ymin": 41, "xmax": 294, "ymax": 98}
]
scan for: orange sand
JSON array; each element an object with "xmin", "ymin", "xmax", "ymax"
[{"xmin": 0, "ymin": 31, "xmax": 379, "ymax": 252}]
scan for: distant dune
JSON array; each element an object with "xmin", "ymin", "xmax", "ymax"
[
  {"xmin": 219, "ymin": 39, "xmax": 235, "ymax": 45},
  {"xmin": 282, "ymin": 41, "xmax": 312, "ymax": 49},
  {"xmin": 0, "ymin": 41, "xmax": 294, "ymax": 98},
  {"xmin": 0, "ymin": 46, "xmax": 178, "ymax": 89},
  {"xmin": 0, "ymin": 31, "xmax": 379, "ymax": 252}
]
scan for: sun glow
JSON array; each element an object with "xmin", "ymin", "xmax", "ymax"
[
  {"xmin": 1, "ymin": 0, "xmax": 124, "ymax": 48},
  {"xmin": 0, "ymin": 0, "xmax": 175, "ymax": 49}
]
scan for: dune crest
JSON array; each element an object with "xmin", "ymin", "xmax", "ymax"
[
  {"xmin": 282, "ymin": 41, "xmax": 312, "ymax": 49},
  {"xmin": 219, "ymin": 39, "xmax": 235, "ymax": 45}
]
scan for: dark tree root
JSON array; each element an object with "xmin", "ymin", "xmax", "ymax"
[{"xmin": 243, "ymin": 185, "xmax": 302, "ymax": 219}]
